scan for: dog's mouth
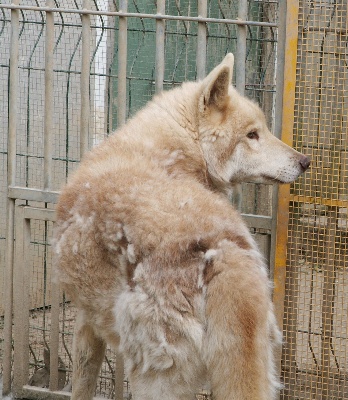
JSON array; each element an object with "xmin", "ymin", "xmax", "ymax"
[
  {"xmin": 248, "ymin": 175, "xmax": 287, "ymax": 184},
  {"xmin": 260, "ymin": 174, "xmax": 287, "ymax": 184},
  {"xmin": 230, "ymin": 174, "xmax": 295, "ymax": 185}
]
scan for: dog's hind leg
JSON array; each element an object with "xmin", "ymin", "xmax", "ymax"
[
  {"xmin": 71, "ymin": 310, "xmax": 106, "ymax": 400},
  {"xmin": 203, "ymin": 243, "xmax": 280, "ymax": 400}
]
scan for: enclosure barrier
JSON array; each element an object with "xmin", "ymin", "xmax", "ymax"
[
  {"xmin": 275, "ymin": 0, "xmax": 348, "ymax": 399},
  {"xmin": 4, "ymin": 0, "xmax": 339, "ymax": 399}
]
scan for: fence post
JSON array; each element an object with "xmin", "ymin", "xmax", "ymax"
[
  {"xmin": 115, "ymin": 0, "xmax": 128, "ymax": 380},
  {"xmin": 273, "ymin": 0, "xmax": 300, "ymax": 397},
  {"xmin": 155, "ymin": 0, "xmax": 165, "ymax": 93},
  {"xmin": 13, "ymin": 207, "xmax": 30, "ymax": 397},
  {"xmin": 44, "ymin": 0, "xmax": 54, "ymax": 190},
  {"xmin": 232, "ymin": 0, "xmax": 248, "ymax": 211},
  {"xmin": 196, "ymin": 0, "xmax": 207, "ymax": 80},
  {"xmin": 80, "ymin": 0, "xmax": 91, "ymax": 157},
  {"xmin": 3, "ymin": 0, "xmax": 20, "ymax": 395},
  {"xmin": 117, "ymin": 0, "xmax": 128, "ymax": 127}
]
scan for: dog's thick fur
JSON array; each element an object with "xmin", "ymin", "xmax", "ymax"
[{"xmin": 53, "ymin": 54, "xmax": 309, "ymax": 400}]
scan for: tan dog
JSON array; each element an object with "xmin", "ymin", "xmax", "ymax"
[{"xmin": 53, "ymin": 54, "xmax": 309, "ymax": 400}]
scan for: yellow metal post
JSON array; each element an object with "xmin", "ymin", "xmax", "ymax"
[
  {"xmin": 273, "ymin": 1, "xmax": 300, "ymax": 392},
  {"xmin": 273, "ymin": 0, "xmax": 299, "ymax": 334}
]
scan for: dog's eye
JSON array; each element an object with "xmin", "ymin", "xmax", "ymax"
[{"xmin": 246, "ymin": 131, "xmax": 259, "ymax": 140}]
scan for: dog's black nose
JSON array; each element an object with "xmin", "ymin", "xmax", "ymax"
[{"xmin": 299, "ymin": 155, "xmax": 310, "ymax": 171}]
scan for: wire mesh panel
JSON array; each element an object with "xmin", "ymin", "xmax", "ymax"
[{"xmin": 280, "ymin": 0, "xmax": 348, "ymax": 399}]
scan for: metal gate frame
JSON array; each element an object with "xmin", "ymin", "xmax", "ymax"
[
  {"xmin": 12, "ymin": 206, "xmax": 62, "ymax": 399},
  {"xmin": 11, "ymin": 205, "xmax": 126, "ymax": 400},
  {"xmin": 1, "ymin": 1, "xmax": 287, "ymax": 398}
]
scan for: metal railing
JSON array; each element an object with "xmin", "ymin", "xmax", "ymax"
[{"xmin": 0, "ymin": 1, "xmax": 282, "ymax": 398}]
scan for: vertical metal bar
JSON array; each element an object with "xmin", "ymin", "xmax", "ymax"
[
  {"xmin": 273, "ymin": 0, "xmax": 299, "ymax": 331},
  {"xmin": 3, "ymin": 204, "xmax": 15, "ymax": 396},
  {"xmin": 49, "ymin": 275, "xmax": 61, "ymax": 391},
  {"xmin": 233, "ymin": 0, "xmax": 247, "ymax": 211},
  {"xmin": 44, "ymin": 0, "xmax": 54, "ymax": 190},
  {"xmin": 117, "ymin": 0, "xmax": 127, "ymax": 126},
  {"xmin": 270, "ymin": 0, "xmax": 287, "ymax": 278},
  {"xmin": 115, "ymin": 4, "xmax": 127, "ymax": 394},
  {"xmin": 3, "ymin": 0, "xmax": 20, "ymax": 395},
  {"xmin": 49, "ymin": 289, "xmax": 60, "ymax": 391},
  {"xmin": 273, "ymin": 0, "xmax": 287, "ymax": 141},
  {"xmin": 196, "ymin": 0, "xmax": 207, "ymax": 80},
  {"xmin": 155, "ymin": 0, "xmax": 165, "ymax": 93},
  {"xmin": 270, "ymin": 0, "xmax": 287, "ymax": 298},
  {"xmin": 44, "ymin": 7, "xmax": 57, "ymax": 387},
  {"xmin": 236, "ymin": 0, "xmax": 247, "ymax": 94},
  {"xmin": 80, "ymin": 0, "xmax": 91, "ymax": 158},
  {"xmin": 13, "ymin": 207, "xmax": 30, "ymax": 398},
  {"xmin": 115, "ymin": 10, "xmax": 126, "ymax": 391},
  {"xmin": 272, "ymin": 1, "xmax": 300, "ymax": 396},
  {"xmin": 114, "ymin": 352, "xmax": 124, "ymax": 400},
  {"xmin": 105, "ymin": 1, "xmax": 117, "ymax": 133}
]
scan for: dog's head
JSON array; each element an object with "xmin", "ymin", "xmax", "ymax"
[{"xmin": 197, "ymin": 53, "xmax": 310, "ymax": 187}]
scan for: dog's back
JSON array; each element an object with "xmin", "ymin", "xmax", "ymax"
[{"xmin": 54, "ymin": 54, "xmax": 309, "ymax": 400}]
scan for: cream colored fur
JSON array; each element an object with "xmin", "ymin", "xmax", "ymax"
[{"xmin": 53, "ymin": 54, "xmax": 309, "ymax": 400}]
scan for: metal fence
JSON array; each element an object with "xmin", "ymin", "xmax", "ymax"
[
  {"xmin": 274, "ymin": 0, "xmax": 348, "ymax": 399},
  {"xmin": 2, "ymin": 0, "xmax": 336, "ymax": 399}
]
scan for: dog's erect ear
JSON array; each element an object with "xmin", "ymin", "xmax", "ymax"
[{"xmin": 199, "ymin": 53, "xmax": 234, "ymax": 113}]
